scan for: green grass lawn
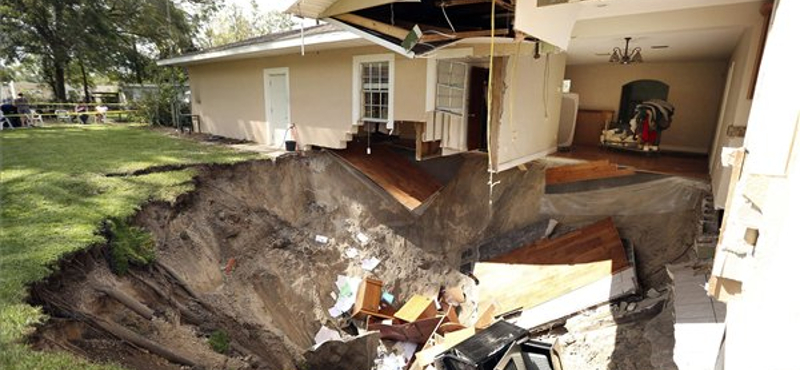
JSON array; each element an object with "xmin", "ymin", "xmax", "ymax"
[{"xmin": 0, "ymin": 124, "xmax": 259, "ymax": 369}]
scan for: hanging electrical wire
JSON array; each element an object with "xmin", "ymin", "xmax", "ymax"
[{"xmin": 441, "ymin": 5, "xmax": 456, "ymax": 33}]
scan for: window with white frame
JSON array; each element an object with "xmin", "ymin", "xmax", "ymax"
[
  {"xmin": 435, "ymin": 60, "xmax": 468, "ymax": 115},
  {"xmin": 353, "ymin": 54, "xmax": 394, "ymax": 128},
  {"xmin": 360, "ymin": 61, "xmax": 390, "ymax": 122}
]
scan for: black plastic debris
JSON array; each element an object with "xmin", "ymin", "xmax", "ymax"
[{"xmin": 439, "ymin": 321, "xmax": 528, "ymax": 370}]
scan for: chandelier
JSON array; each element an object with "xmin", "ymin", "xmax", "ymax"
[{"xmin": 610, "ymin": 37, "xmax": 643, "ymax": 64}]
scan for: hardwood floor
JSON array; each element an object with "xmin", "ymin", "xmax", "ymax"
[
  {"xmin": 333, "ymin": 142, "xmax": 442, "ymax": 209},
  {"xmin": 551, "ymin": 145, "xmax": 710, "ymax": 179}
]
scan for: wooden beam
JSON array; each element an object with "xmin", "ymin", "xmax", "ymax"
[
  {"xmin": 333, "ymin": 13, "xmax": 410, "ymax": 40},
  {"xmin": 488, "ymin": 56, "xmax": 506, "ymax": 172},
  {"xmin": 421, "ymin": 28, "xmax": 510, "ymax": 43},
  {"xmin": 437, "ymin": 0, "xmax": 515, "ymax": 11}
]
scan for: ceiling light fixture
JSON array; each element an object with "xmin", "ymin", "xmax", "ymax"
[{"xmin": 609, "ymin": 37, "xmax": 643, "ymax": 64}]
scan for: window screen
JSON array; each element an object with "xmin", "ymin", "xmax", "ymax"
[
  {"xmin": 360, "ymin": 61, "xmax": 390, "ymax": 122},
  {"xmin": 436, "ymin": 61, "xmax": 468, "ymax": 115}
]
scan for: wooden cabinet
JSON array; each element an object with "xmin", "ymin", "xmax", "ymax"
[{"xmin": 573, "ymin": 109, "xmax": 615, "ymax": 146}]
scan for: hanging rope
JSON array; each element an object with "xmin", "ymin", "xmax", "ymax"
[{"xmin": 486, "ymin": 0, "xmax": 500, "ymax": 206}]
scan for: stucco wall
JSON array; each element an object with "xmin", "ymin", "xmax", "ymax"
[
  {"xmin": 565, "ymin": 61, "xmax": 728, "ymax": 154},
  {"xmin": 497, "ymin": 51, "xmax": 567, "ymax": 171},
  {"xmin": 187, "ymin": 45, "xmax": 427, "ymax": 148},
  {"xmin": 709, "ymin": 24, "xmax": 763, "ymax": 208}
]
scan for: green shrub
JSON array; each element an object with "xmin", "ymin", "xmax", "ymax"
[
  {"xmin": 132, "ymin": 84, "xmax": 188, "ymax": 127},
  {"xmin": 106, "ymin": 218, "xmax": 155, "ymax": 275},
  {"xmin": 208, "ymin": 330, "xmax": 230, "ymax": 354}
]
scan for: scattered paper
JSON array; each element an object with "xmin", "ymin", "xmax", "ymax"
[
  {"xmin": 361, "ymin": 257, "xmax": 381, "ymax": 271},
  {"xmin": 344, "ymin": 247, "xmax": 359, "ymax": 259},
  {"xmin": 375, "ymin": 353, "xmax": 406, "ymax": 370},
  {"xmin": 356, "ymin": 232, "xmax": 370, "ymax": 245},
  {"xmin": 399, "ymin": 341, "xmax": 418, "ymax": 361},
  {"xmin": 315, "ymin": 235, "xmax": 329, "ymax": 244},
  {"xmin": 329, "ymin": 275, "xmax": 362, "ymax": 317},
  {"xmin": 314, "ymin": 326, "xmax": 342, "ymax": 349},
  {"xmin": 328, "ymin": 306, "xmax": 343, "ymax": 317}
]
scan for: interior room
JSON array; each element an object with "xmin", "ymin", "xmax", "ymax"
[{"xmin": 553, "ymin": 1, "xmax": 766, "ymax": 180}]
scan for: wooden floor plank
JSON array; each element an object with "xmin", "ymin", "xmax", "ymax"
[
  {"xmin": 546, "ymin": 162, "xmax": 636, "ymax": 185},
  {"xmin": 551, "ymin": 145, "xmax": 709, "ymax": 179},
  {"xmin": 334, "ymin": 142, "xmax": 442, "ymax": 209},
  {"xmin": 475, "ymin": 218, "xmax": 631, "ymax": 314}
]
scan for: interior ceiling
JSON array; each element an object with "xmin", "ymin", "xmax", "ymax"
[
  {"xmin": 342, "ymin": 0, "xmax": 516, "ymax": 54},
  {"xmin": 567, "ymin": 26, "xmax": 745, "ymax": 65},
  {"xmin": 565, "ymin": 0, "xmax": 761, "ymax": 65},
  {"xmin": 570, "ymin": 0, "xmax": 760, "ymax": 19}
]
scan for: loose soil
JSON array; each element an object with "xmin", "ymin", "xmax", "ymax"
[{"xmin": 28, "ymin": 151, "xmax": 708, "ymax": 370}]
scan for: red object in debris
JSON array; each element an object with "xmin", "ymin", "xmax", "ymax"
[
  {"xmin": 224, "ymin": 258, "xmax": 236, "ymax": 275},
  {"xmin": 640, "ymin": 115, "xmax": 658, "ymax": 144}
]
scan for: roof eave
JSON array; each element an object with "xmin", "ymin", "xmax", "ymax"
[{"xmin": 157, "ymin": 30, "xmax": 361, "ymax": 66}]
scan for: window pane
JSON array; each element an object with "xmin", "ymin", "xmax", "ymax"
[{"xmin": 360, "ymin": 61, "xmax": 391, "ymax": 121}]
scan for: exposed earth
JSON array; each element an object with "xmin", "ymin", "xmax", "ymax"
[{"xmin": 28, "ymin": 151, "xmax": 708, "ymax": 370}]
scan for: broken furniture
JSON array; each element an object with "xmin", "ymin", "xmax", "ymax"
[
  {"xmin": 352, "ymin": 277, "xmax": 393, "ymax": 319},
  {"xmin": 394, "ymin": 295, "xmax": 437, "ymax": 323},
  {"xmin": 545, "ymin": 160, "xmax": 635, "ymax": 185},
  {"xmin": 473, "ymin": 217, "xmax": 639, "ymax": 329}
]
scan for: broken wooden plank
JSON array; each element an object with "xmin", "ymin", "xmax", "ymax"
[
  {"xmin": 436, "ymin": 0, "xmax": 515, "ymax": 11},
  {"xmin": 474, "ymin": 217, "xmax": 637, "ymax": 329},
  {"xmin": 514, "ymin": 266, "xmax": 638, "ymax": 329},
  {"xmin": 546, "ymin": 160, "xmax": 635, "ymax": 185},
  {"xmin": 410, "ymin": 326, "xmax": 477, "ymax": 368},
  {"xmin": 421, "ymin": 28, "xmax": 511, "ymax": 43},
  {"xmin": 474, "ymin": 302, "xmax": 499, "ymax": 329},
  {"xmin": 368, "ymin": 316, "xmax": 443, "ymax": 344},
  {"xmin": 395, "ymin": 295, "xmax": 437, "ymax": 323},
  {"xmin": 333, "ymin": 13, "xmax": 410, "ymax": 40}
]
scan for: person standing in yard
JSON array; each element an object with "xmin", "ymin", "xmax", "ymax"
[
  {"xmin": 75, "ymin": 101, "xmax": 90, "ymax": 124},
  {"xmin": 13, "ymin": 93, "xmax": 30, "ymax": 127}
]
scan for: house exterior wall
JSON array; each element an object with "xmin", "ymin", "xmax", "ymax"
[
  {"xmin": 187, "ymin": 44, "xmax": 427, "ymax": 149},
  {"xmin": 565, "ymin": 61, "xmax": 728, "ymax": 154},
  {"xmin": 709, "ymin": 2, "xmax": 800, "ymax": 368},
  {"xmin": 186, "ymin": 40, "xmax": 564, "ymax": 173}
]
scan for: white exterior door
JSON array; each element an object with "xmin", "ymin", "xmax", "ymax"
[{"xmin": 264, "ymin": 68, "xmax": 290, "ymax": 147}]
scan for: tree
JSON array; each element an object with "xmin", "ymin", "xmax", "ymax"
[
  {"xmin": 0, "ymin": 0, "xmax": 213, "ymax": 101},
  {"xmin": 201, "ymin": 0, "xmax": 295, "ymax": 48}
]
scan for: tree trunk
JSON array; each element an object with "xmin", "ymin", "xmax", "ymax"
[
  {"xmin": 53, "ymin": 62, "xmax": 67, "ymax": 102},
  {"xmin": 80, "ymin": 61, "xmax": 90, "ymax": 102}
]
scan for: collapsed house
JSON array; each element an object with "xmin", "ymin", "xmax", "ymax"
[{"xmin": 24, "ymin": 1, "xmax": 786, "ymax": 370}]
